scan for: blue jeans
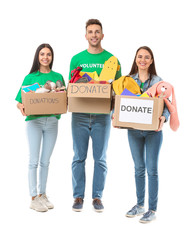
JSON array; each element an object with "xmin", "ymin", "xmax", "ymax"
[
  {"xmin": 26, "ymin": 117, "xmax": 58, "ymax": 197},
  {"xmin": 71, "ymin": 113, "xmax": 111, "ymax": 199},
  {"xmin": 127, "ymin": 129, "xmax": 163, "ymax": 211}
]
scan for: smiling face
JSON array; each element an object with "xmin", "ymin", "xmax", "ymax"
[
  {"xmin": 38, "ymin": 47, "xmax": 52, "ymax": 69},
  {"xmin": 135, "ymin": 49, "xmax": 153, "ymax": 71},
  {"xmin": 85, "ymin": 24, "xmax": 104, "ymax": 48}
]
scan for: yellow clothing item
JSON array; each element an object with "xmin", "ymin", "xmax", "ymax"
[
  {"xmin": 99, "ymin": 56, "xmax": 120, "ymax": 81},
  {"xmin": 140, "ymin": 92, "xmax": 150, "ymax": 98},
  {"xmin": 112, "ymin": 76, "xmax": 141, "ymax": 95}
]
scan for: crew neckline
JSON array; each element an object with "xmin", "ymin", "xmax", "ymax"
[
  {"xmin": 86, "ymin": 49, "xmax": 105, "ymax": 55},
  {"xmin": 38, "ymin": 70, "xmax": 52, "ymax": 74}
]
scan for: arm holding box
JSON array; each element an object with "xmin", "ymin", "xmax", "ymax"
[{"xmin": 17, "ymin": 102, "xmax": 27, "ymax": 116}]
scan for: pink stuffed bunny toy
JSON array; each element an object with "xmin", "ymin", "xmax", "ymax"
[{"xmin": 146, "ymin": 81, "xmax": 180, "ymax": 131}]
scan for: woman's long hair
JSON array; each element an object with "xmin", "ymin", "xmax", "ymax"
[
  {"xmin": 129, "ymin": 46, "xmax": 157, "ymax": 77},
  {"xmin": 29, "ymin": 43, "xmax": 54, "ymax": 74}
]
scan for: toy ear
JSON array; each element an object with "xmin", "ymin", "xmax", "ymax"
[
  {"xmin": 146, "ymin": 82, "xmax": 159, "ymax": 97},
  {"xmin": 169, "ymin": 84, "xmax": 180, "ymax": 131},
  {"xmin": 171, "ymin": 85, "xmax": 177, "ymax": 107}
]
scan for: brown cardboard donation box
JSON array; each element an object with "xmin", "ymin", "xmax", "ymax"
[
  {"xmin": 67, "ymin": 83, "xmax": 112, "ymax": 113},
  {"xmin": 22, "ymin": 91, "xmax": 67, "ymax": 115},
  {"xmin": 113, "ymin": 95, "xmax": 164, "ymax": 130}
]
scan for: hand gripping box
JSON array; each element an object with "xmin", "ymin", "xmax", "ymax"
[
  {"xmin": 67, "ymin": 83, "xmax": 112, "ymax": 113},
  {"xmin": 22, "ymin": 90, "xmax": 67, "ymax": 115},
  {"xmin": 113, "ymin": 95, "xmax": 164, "ymax": 130}
]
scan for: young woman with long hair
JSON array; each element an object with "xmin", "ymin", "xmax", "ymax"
[
  {"xmin": 16, "ymin": 43, "xmax": 65, "ymax": 212},
  {"xmin": 126, "ymin": 46, "xmax": 170, "ymax": 223}
]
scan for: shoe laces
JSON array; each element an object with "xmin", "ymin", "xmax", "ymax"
[
  {"xmin": 40, "ymin": 194, "xmax": 49, "ymax": 201},
  {"xmin": 75, "ymin": 198, "xmax": 83, "ymax": 204},
  {"xmin": 143, "ymin": 210, "xmax": 153, "ymax": 218},
  {"xmin": 131, "ymin": 205, "xmax": 138, "ymax": 210},
  {"xmin": 34, "ymin": 196, "xmax": 44, "ymax": 204},
  {"xmin": 93, "ymin": 198, "xmax": 102, "ymax": 205}
]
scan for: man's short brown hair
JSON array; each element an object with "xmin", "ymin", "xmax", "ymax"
[{"xmin": 86, "ymin": 19, "xmax": 103, "ymax": 31}]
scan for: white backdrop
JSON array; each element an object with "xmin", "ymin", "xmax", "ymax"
[{"xmin": 1, "ymin": 0, "xmax": 193, "ymax": 239}]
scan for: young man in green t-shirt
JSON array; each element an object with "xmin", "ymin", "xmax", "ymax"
[{"xmin": 69, "ymin": 19, "xmax": 121, "ymax": 212}]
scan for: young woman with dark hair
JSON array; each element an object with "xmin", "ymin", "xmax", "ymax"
[
  {"xmin": 29, "ymin": 43, "xmax": 54, "ymax": 74},
  {"xmin": 125, "ymin": 46, "xmax": 170, "ymax": 223},
  {"xmin": 15, "ymin": 43, "xmax": 65, "ymax": 212},
  {"xmin": 129, "ymin": 46, "xmax": 157, "ymax": 78}
]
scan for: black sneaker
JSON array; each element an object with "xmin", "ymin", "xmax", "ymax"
[
  {"xmin": 72, "ymin": 198, "xmax": 84, "ymax": 212},
  {"xmin": 92, "ymin": 198, "xmax": 104, "ymax": 212}
]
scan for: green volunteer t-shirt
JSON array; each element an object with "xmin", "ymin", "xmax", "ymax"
[
  {"xmin": 15, "ymin": 70, "xmax": 66, "ymax": 121},
  {"xmin": 69, "ymin": 49, "xmax": 122, "ymax": 80}
]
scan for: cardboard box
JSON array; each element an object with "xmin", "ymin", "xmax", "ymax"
[
  {"xmin": 67, "ymin": 83, "xmax": 112, "ymax": 113},
  {"xmin": 113, "ymin": 95, "xmax": 164, "ymax": 130},
  {"xmin": 22, "ymin": 90, "xmax": 67, "ymax": 115}
]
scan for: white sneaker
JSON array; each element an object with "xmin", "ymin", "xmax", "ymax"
[
  {"xmin": 39, "ymin": 194, "xmax": 54, "ymax": 209},
  {"xmin": 30, "ymin": 196, "xmax": 48, "ymax": 212}
]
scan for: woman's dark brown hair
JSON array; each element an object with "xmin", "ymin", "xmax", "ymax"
[
  {"xmin": 129, "ymin": 46, "xmax": 157, "ymax": 77},
  {"xmin": 29, "ymin": 43, "xmax": 54, "ymax": 74}
]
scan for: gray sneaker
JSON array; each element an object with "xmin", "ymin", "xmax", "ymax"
[
  {"xmin": 30, "ymin": 196, "xmax": 48, "ymax": 212},
  {"xmin": 126, "ymin": 205, "xmax": 145, "ymax": 218},
  {"xmin": 139, "ymin": 210, "xmax": 156, "ymax": 223}
]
